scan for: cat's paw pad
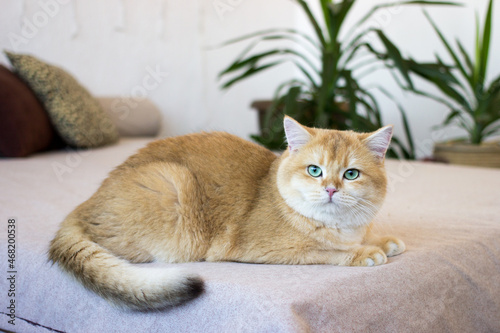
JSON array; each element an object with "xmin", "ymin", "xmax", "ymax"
[
  {"xmin": 350, "ymin": 247, "xmax": 387, "ymax": 267},
  {"xmin": 383, "ymin": 238, "xmax": 406, "ymax": 257}
]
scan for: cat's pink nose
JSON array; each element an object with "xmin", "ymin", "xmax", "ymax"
[{"xmin": 326, "ymin": 187, "xmax": 337, "ymax": 198}]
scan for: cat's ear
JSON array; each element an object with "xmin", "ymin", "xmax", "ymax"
[
  {"xmin": 284, "ymin": 116, "xmax": 311, "ymax": 153},
  {"xmin": 362, "ymin": 125, "xmax": 393, "ymax": 160}
]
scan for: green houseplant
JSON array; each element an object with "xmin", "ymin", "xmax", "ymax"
[
  {"xmin": 405, "ymin": 0, "xmax": 500, "ymax": 167},
  {"xmin": 219, "ymin": 0, "xmax": 458, "ymax": 158}
]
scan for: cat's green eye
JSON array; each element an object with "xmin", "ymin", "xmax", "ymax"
[
  {"xmin": 307, "ymin": 165, "xmax": 322, "ymax": 178},
  {"xmin": 344, "ymin": 169, "xmax": 359, "ymax": 180}
]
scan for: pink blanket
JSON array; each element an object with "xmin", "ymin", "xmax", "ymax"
[{"xmin": 1, "ymin": 138, "xmax": 499, "ymax": 332}]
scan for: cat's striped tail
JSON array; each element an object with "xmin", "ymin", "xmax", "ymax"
[{"xmin": 48, "ymin": 218, "xmax": 203, "ymax": 310}]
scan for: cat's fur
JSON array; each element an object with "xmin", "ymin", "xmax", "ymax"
[{"xmin": 49, "ymin": 116, "xmax": 405, "ymax": 310}]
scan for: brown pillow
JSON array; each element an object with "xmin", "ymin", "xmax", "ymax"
[
  {"xmin": 5, "ymin": 52, "xmax": 119, "ymax": 148},
  {"xmin": 0, "ymin": 65, "xmax": 60, "ymax": 157}
]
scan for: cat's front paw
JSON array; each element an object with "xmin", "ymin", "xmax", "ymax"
[
  {"xmin": 350, "ymin": 246, "xmax": 387, "ymax": 267},
  {"xmin": 381, "ymin": 237, "xmax": 406, "ymax": 257}
]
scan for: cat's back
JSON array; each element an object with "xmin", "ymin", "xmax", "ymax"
[{"xmin": 119, "ymin": 131, "xmax": 277, "ymax": 186}]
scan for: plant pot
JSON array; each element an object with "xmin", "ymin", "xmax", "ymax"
[
  {"xmin": 250, "ymin": 100, "xmax": 274, "ymax": 131},
  {"xmin": 433, "ymin": 141, "xmax": 500, "ymax": 168}
]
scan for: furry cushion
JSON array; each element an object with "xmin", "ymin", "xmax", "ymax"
[
  {"xmin": 5, "ymin": 52, "xmax": 119, "ymax": 148},
  {"xmin": 0, "ymin": 65, "xmax": 61, "ymax": 157}
]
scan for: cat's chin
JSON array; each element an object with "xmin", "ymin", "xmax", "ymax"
[{"xmin": 285, "ymin": 197, "xmax": 374, "ymax": 229}]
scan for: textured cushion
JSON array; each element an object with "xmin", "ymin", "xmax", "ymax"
[
  {"xmin": 0, "ymin": 65, "xmax": 61, "ymax": 157},
  {"xmin": 97, "ymin": 97, "xmax": 163, "ymax": 137},
  {"xmin": 5, "ymin": 52, "xmax": 119, "ymax": 148}
]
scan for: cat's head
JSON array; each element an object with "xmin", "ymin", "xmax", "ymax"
[{"xmin": 277, "ymin": 116, "xmax": 392, "ymax": 229}]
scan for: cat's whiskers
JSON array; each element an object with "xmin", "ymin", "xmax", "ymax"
[
  {"xmin": 334, "ymin": 196, "xmax": 380, "ymax": 228},
  {"xmin": 358, "ymin": 198, "xmax": 380, "ymax": 214},
  {"xmin": 354, "ymin": 201, "xmax": 378, "ymax": 224}
]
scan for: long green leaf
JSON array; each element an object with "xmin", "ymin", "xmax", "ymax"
[
  {"xmin": 283, "ymin": 86, "xmax": 302, "ymax": 116},
  {"xmin": 390, "ymin": 136, "xmax": 412, "ymax": 159},
  {"xmin": 360, "ymin": 39, "xmax": 418, "ymax": 91},
  {"xmin": 295, "ymin": 0, "xmax": 327, "ymax": 47},
  {"xmin": 487, "ymin": 75, "xmax": 500, "ymax": 95},
  {"xmin": 328, "ymin": 0, "xmax": 355, "ymax": 42},
  {"xmin": 340, "ymin": 40, "xmax": 373, "ymax": 70},
  {"xmin": 442, "ymin": 109, "xmax": 462, "ymax": 126},
  {"xmin": 356, "ymin": 87, "xmax": 383, "ymax": 126},
  {"xmin": 344, "ymin": 1, "xmax": 462, "ymax": 42},
  {"xmin": 432, "ymin": 79, "xmax": 472, "ymax": 112},
  {"xmin": 221, "ymin": 61, "xmax": 283, "ymax": 89},
  {"xmin": 435, "ymin": 52, "xmax": 476, "ymax": 102},
  {"xmin": 355, "ymin": 64, "xmax": 387, "ymax": 81},
  {"xmin": 474, "ymin": 12, "xmax": 481, "ymax": 85},
  {"xmin": 213, "ymin": 28, "xmax": 320, "ymax": 51},
  {"xmin": 478, "ymin": 0, "xmax": 493, "ymax": 86},
  {"xmin": 484, "ymin": 86, "xmax": 500, "ymax": 119},
  {"xmin": 455, "ymin": 39, "xmax": 473, "ymax": 79},
  {"xmin": 405, "ymin": 59, "xmax": 459, "ymax": 85},
  {"xmin": 222, "ymin": 53, "xmax": 320, "ymax": 90},
  {"xmin": 340, "ymin": 28, "xmax": 369, "ymax": 64},
  {"xmin": 342, "ymin": 69, "xmax": 360, "ymax": 129},
  {"xmin": 220, "ymin": 50, "xmax": 282, "ymax": 75},
  {"xmin": 350, "ymin": 57, "xmax": 382, "ymax": 73},
  {"xmin": 219, "ymin": 47, "xmax": 321, "ymax": 88},
  {"xmin": 483, "ymin": 121, "xmax": 500, "ymax": 137},
  {"xmin": 255, "ymin": 34, "xmax": 320, "ymax": 59},
  {"xmin": 375, "ymin": 29, "xmax": 413, "ymax": 89},
  {"xmin": 387, "ymin": 68, "xmax": 461, "ymax": 112},
  {"xmin": 340, "ymin": 27, "xmax": 389, "ymax": 70},
  {"xmin": 411, "ymin": 87, "xmax": 460, "ymax": 110},
  {"xmin": 294, "ymin": 62, "xmax": 320, "ymax": 88},
  {"xmin": 375, "ymin": 86, "xmax": 415, "ymax": 158},
  {"xmin": 273, "ymin": 79, "xmax": 309, "ymax": 97},
  {"xmin": 423, "ymin": 10, "xmax": 470, "ymax": 84},
  {"xmin": 321, "ymin": 0, "xmax": 334, "ymax": 43},
  {"xmin": 218, "ymin": 34, "xmax": 320, "ymax": 78}
]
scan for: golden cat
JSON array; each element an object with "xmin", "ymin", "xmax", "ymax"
[{"xmin": 49, "ymin": 116, "xmax": 405, "ymax": 310}]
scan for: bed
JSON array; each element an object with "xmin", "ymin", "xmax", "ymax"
[
  {"xmin": 0, "ymin": 54, "xmax": 499, "ymax": 332},
  {"xmin": 1, "ymin": 134, "xmax": 500, "ymax": 332}
]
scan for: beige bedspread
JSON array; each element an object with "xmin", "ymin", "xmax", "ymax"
[{"xmin": 0, "ymin": 138, "xmax": 499, "ymax": 332}]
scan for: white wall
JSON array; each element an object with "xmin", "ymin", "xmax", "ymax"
[{"xmin": 1, "ymin": 0, "xmax": 499, "ymax": 158}]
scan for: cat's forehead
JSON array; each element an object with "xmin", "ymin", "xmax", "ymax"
[{"xmin": 306, "ymin": 130, "xmax": 364, "ymax": 167}]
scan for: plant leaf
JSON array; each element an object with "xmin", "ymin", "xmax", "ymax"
[
  {"xmin": 220, "ymin": 61, "xmax": 284, "ymax": 89},
  {"xmin": 390, "ymin": 136, "xmax": 412, "ymax": 159},
  {"xmin": 455, "ymin": 39, "xmax": 473, "ymax": 79},
  {"xmin": 283, "ymin": 85, "xmax": 303, "ymax": 117},
  {"xmin": 272, "ymin": 79, "xmax": 309, "ymax": 100},
  {"xmin": 219, "ymin": 48, "xmax": 320, "ymax": 80},
  {"xmin": 327, "ymin": 0, "xmax": 355, "ymax": 42},
  {"xmin": 294, "ymin": 62, "xmax": 319, "ymax": 88},
  {"xmin": 405, "ymin": 59, "xmax": 459, "ymax": 85},
  {"xmin": 356, "ymin": 88, "xmax": 383, "ymax": 126},
  {"xmin": 369, "ymin": 30, "xmax": 414, "ymax": 89},
  {"xmin": 478, "ymin": 0, "xmax": 493, "ymax": 86},
  {"xmin": 423, "ymin": 10, "xmax": 470, "ymax": 84},
  {"xmin": 344, "ymin": 1, "xmax": 462, "ymax": 42},
  {"xmin": 375, "ymin": 86, "xmax": 415, "ymax": 158},
  {"xmin": 483, "ymin": 120, "xmax": 500, "ymax": 137},
  {"xmin": 295, "ymin": 0, "xmax": 327, "ymax": 46},
  {"xmin": 342, "ymin": 69, "xmax": 360, "ymax": 129},
  {"xmin": 212, "ymin": 28, "xmax": 320, "ymax": 51},
  {"xmin": 487, "ymin": 74, "xmax": 500, "ymax": 96},
  {"xmin": 432, "ymin": 80, "xmax": 472, "ymax": 112},
  {"xmin": 220, "ymin": 50, "xmax": 282, "ymax": 75}
]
